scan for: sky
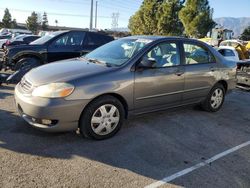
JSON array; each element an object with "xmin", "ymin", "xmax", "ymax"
[{"xmin": 0, "ymin": 0, "xmax": 249, "ymax": 30}]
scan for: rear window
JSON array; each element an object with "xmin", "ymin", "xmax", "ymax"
[{"xmin": 86, "ymin": 33, "xmax": 113, "ymax": 46}]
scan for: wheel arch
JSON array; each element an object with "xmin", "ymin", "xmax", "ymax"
[
  {"xmin": 216, "ymin": 80, "xmax": 228, "ymax": 93},
  {"xmin": 13, "ymin": 52, "xmax": 43, "ymax": 64}
]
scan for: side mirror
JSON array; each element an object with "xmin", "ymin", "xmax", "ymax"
[{"xmin": 137, "ymin": 58, "xmax": 156, "ymax": 71}]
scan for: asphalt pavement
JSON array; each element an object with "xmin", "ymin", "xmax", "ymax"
[{"xmin": 0, "ymin": 85, "xmax": 249, "ymax": 188}]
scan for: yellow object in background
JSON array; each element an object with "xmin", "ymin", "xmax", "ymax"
[
  {"xmin": 246, "ymin": 41, "xmax": 250, "ymax": 50},
  {"xmin": 199, "ymin": 38, "xmax": 212, "ymax": 44}
]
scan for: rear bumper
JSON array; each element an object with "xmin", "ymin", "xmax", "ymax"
[{"xmin": 15, "ymin": 85, "xmax": 90, "ymax": 132}]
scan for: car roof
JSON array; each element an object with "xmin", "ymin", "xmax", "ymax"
[
  {"xmin": 52, "ymin": 30, "xmax": 112, "ymax": 38},
  {"xmin": 122, "ymin": 35, "xmax": 200, "ymax": 43}
]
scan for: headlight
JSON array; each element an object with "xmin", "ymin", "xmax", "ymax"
[{"xmin": 32, "ymin": 83, "xmax": 74, "ymax": 98}]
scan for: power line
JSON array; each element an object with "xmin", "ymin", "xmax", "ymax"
[{"xmin": 0, "ymin": 7, "xmax": 111, "ymax": 19}]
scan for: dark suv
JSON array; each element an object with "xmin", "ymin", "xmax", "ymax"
[{"xmin": 0, "ymin": 30, "xmax": 114, "ymax": 82}]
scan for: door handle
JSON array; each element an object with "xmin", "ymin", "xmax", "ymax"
[
  {"xmin": 175, "ymin": 70, "xmax": 184, "ymax": 76},
  {"xmin": 210, "ymin": 67, "xmax": 216, "ymax": 72}
]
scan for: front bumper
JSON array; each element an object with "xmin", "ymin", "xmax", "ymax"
[
  {"xmin": 237, "ymin": 74, "xmax": 250, "ymax": 91},
  {"xmin": 15, "ymin": 85, "xmax": 90, "ymax": 132},
  {"xmin": 237, "ymin": 74, "xmax": 250, "ymax": 86}
]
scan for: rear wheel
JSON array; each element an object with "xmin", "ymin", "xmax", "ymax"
[
  {"xmin": 79, "ymin": 96, "xmax": 125, "ymax": 140},
  {"xmin": 202, "ymin": 83, "xmax": 225, "ymax": 112},
  {"xmin": 14, "ymin": 57, "xmax": 41, "ymax": 71}
]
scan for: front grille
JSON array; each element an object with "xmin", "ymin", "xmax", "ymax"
[{"xmin": 19, "ymin": 77, "xmax": 33, "ymax": 93}]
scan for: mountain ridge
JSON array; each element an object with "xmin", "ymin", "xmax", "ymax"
[{"xmin": 214, "ymin": 17, "xmax": 250, "ymax": 37}]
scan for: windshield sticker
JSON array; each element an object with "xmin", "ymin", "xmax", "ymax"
[{"xmin": 135, "ymin": 39, "xmax": 153, "ymax": 44}]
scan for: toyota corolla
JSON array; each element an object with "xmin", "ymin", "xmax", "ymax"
[{"xmin": 15, "ymin": 36, "xmax": 237, "ymax": 139}]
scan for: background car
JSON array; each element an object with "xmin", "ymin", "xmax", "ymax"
[
  {"xmin": 4, "ymin": 35, "xmax": 40, "ymax": 48},
  {"xmin": 0, "ymin": 30, "xmax": 114, "ymax": 83},
  {"xmin": 217, "ymin": 46, "xmax": 240, "ymax": 61},
  {"xmin": 0, "ymin": 33, "xmax": 12, "ymax": 48}
]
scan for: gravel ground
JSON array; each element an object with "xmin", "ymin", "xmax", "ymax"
[{"xmin": 0, "ymin": 85, "xmax": 250, "ymax": 188}]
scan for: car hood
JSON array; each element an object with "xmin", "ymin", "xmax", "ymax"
[
  {"xmin": 8, "ymin": 44, "xmax": 44, "ymax": 51},
  {"xmin": 25, "ymin": 58, "xmax": 111, "ymax": 86}
]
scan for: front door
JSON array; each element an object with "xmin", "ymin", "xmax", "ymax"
[
  {"xmin": 47, "ymin": 31, "xmax": 86, "ymax": 62},
  {"xmin": 134, "ymin": 41, "xmax": 185, "ymax": 114}
]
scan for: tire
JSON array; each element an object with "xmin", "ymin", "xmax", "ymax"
[
  {"xmin": 14, "ymin": 57, "xmax": 41, "ymax": 71},
  {"xmin": 79, "ymin": 95, "xmax": 125, "ymax": 140},
  {"xmin": 202, "ymin": 83, "xmax": 225, "ymax": 112}
]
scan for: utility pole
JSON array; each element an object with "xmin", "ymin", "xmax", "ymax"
[
  {"xmin": 95, "ymin": 1, "xmax": 98, "ymax": 29},
  {"xmin": 90, "ymin": 0, "xmax": 94, "ymax": 30}
]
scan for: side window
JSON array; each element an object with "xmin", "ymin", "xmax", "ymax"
[
  {"xmin": 85, "ymin": 33, "xmax": 109, "ymax": 46},
  {"xmin": 143, "ymin": 42, "xmax": 180, "ymax": 68},
  {"xmin": 66, "ymin": 32, "xmax": 85, "ymax": 46},
  {"xmin": 184, "ymin": 43, "xmax": 215, "ymax": 65},
  {"xmin": 52, "ymin": 32, "xmax": 85, "ymax": 47},
  {"xmin": 53, "ymin": 34, "xmax": 70, "ymax": 46}
]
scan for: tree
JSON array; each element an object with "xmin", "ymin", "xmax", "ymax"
[
  {"xmin": 128, "ymin": 0, "xmax": 185, "ymax": 36},
  {"xmin": 240, "ymin": 26, "xmax": 250, "ymax": 41},
  {"xmin": 2, "ymin": 8, "xmax": 12, "ymax": 28},
  {"xmin": 11, "ymin": 19, "xmax": 17, "ymax": 29},
  {"xmin": 156, "ymin": 0, "xmax": 184, "ymax": 36},
  {"xmin": 179, "ymin": 0, "xmax": 215, "ymax": 38},
  {"xmin": 41, "ymin": 12, "xmax": 49, "ymax": 30},
  {"xmin": 129, "ymin": 0, "xmax": 162, "ymax": 35},
  {"xmin": 26, "ymin": 12, "xmax": 39, "ymax": 34},
  {"xmin": 128, "ymin": 10, "xmax": 144, "ymax": 35}
]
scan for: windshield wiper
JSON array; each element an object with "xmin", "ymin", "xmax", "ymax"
[
  {"xmin": 86, "ymin": 58, "xmax": 114, "ymax": 67},
  {"xmin": 88, "ymin": 58, "xmax": 105, "ymax": 65},
  {"xmin": 79, "ymin": 56, "xmax": 115, "ymax": 67}
]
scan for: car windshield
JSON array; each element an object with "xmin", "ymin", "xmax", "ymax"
[
  {"xmin": 85, "ymin": 38, "xmax": 153, "ymax": 66},
  {"xmin": 30, "ymin": 31, "xmax": 65, "ymax": 45}
]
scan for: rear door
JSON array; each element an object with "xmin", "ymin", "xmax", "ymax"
[
  {"xmin": 181, "ymin": 42, "xmax": 218, "ymax": 103},
  {"xmin": 47, "ymin": 31, "xmax": 86, "ymax": 62},
  {"xmin": 134, "ymin": 41, "xmax": 185, "ymax": 113}
]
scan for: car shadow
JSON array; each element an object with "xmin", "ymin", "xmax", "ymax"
[{"xmin": 1, "ymin": 95, "xmax": 250, "ymax": 182}]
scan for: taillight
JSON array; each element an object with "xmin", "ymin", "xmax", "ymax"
[{"xmin": 5, "ymin": 40, "xmax": 10, "ymax": 45}]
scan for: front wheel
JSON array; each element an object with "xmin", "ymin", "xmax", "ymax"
[
  {"xmin": 202, "ymin": 83, "xmax": 225, "ymax": 112},
  {"xmin": 79, "ymin": 96, "xmax": 125, "ymax": 140},
  {"xmin": 14, "ymin": 57, "xmax": 41, "ymax": 71}
]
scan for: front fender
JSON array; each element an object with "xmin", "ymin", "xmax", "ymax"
[{"xmin": 12, "ymin": 50, "xmax": 45, "ymax": 63}]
